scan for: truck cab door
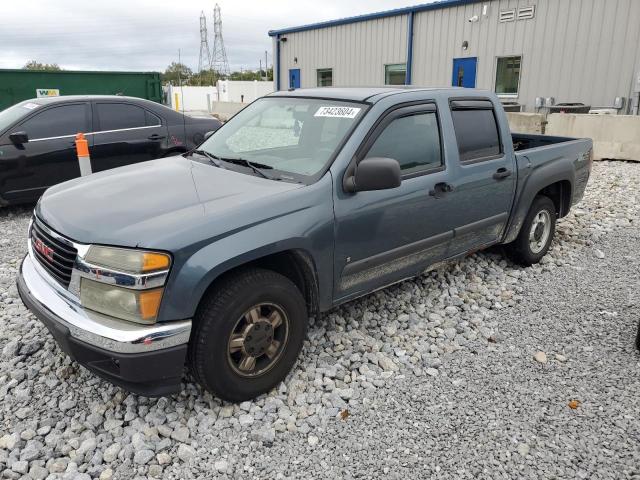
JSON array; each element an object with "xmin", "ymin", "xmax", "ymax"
[
  {"xmin": 444, "ymin": 99, "xmax": 517, "ymax": 255},
  {"xmin": 332, "ymin": 103, "xmax": 457, "ymax": 302},
  {"xmin": 89, "ymin": 101, "xmax": 168, "ymax": 173}
]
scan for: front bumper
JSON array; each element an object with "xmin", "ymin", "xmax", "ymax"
[{"xmin": 17, "ymin": 254, "xmax": 192, "ymax": 396}]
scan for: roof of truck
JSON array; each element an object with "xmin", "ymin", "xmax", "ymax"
[{"xmin": 268, "ymin": 86, "xmax": 488, "ymax": 103}]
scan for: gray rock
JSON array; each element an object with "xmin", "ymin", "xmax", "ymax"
[
  {"xmin": 238, "ymin": 414, "xmax": 254, "ymax": 427},
  {"xmin": 133, "ymin": 449, "xmax": 155, "ymax": 465},
  {"xmin": 214, "ymin": 459, "xmax": 229, "ymax": 473},
  {"xmin": 170, "ymin": 426, "xmax": 190, "ymax": 443},
  {"xmin": 20, "ymin": 440, "xmax": 43, "ymax": 461},
  {"xmin": 102, "ymin": 443, "xmax": 121, "ymax": 463},
  {"xmin": 11, "ymin": 461, "xmax": 28, "ymax": 475},
  {"xmin": 177, "ymin": 444, "xmax": 196, "ymax": 462}
]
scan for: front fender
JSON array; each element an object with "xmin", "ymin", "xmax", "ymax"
[{"xmin": 157, "ymin": 197, "xmax": 334, "ymax": 322}]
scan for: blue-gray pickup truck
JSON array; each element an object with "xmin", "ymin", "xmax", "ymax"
[{"xmin": 17, "ymin": 87, "xmax": 593, "ymax": 401}]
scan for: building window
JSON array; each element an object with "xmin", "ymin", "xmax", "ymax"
[
  {"xmin": 317, "ymin": 69, "xmax": 333, "ymax": 87},
  {"xmin": 495, "ymin": 56, "xmax": 521, "ymax": 96},
  {"xmin": 385, "ymin": 63, "xmax": 407, "ymax": 85}
]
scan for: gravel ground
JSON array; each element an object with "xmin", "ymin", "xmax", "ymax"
[{"xmin": 0, "ymin": 161, "xmax": 639, "ymax": 480}]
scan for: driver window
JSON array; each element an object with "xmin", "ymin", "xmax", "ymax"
[{"xmin": 366, "ymin": 112, "xmax": 442, "ymax": 175}]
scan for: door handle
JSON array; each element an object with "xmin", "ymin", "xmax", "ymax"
[
  {"xmin": 428, "ymin": 182, "xmax": 454, "ymax": 197},
  {"xmin": 148, "ymin": 134, "xmax": 166, "ymax": 141},
  {"xmin": 493, "ymin": 168, "xmax": 512, "ymax": 180}
]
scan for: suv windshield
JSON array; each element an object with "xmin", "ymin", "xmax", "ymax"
[{"xmin": 197, "ymin": 97, "xmax": 366, "ymax": 181}]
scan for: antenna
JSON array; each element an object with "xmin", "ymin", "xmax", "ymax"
[
  {"xmin": 198, "ymin": 11, "xmax": 214, "ymax": 86},
  {"xmin": 211, "ymin": 4, "xmax": 230, "ymax": 78}
]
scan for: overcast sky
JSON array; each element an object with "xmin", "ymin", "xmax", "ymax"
[{"xmin": 0, "ymin": 0, "xmax": 429, "ymax": 73}]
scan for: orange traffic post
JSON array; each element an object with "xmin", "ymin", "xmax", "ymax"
[{"xmin": 75, "ymin": 132, "xmax": 92, "ymax": 176}]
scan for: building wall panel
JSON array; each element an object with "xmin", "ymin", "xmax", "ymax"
[
  {"xmin": 274, "ymin": 0, "xmax": 640, "ymax": 112},
  {"xmin": 277, "ymin": 15, "xmax": 408, "ymax": 89}
]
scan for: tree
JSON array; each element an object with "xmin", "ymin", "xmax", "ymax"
[
  {"xmin": 228, "ymin": 68, "xmax": 273, "ymax": 82},
  {"xmin": 23, "ymin": 60, "xmax": 61, "ymax": 71},
  {"xmin": 189, "ymin": 68, "xmax": 217, "ymax": 86},
  {"xmin": 162, "ymin": 62, "xmax": 193, "ymax": 86}
]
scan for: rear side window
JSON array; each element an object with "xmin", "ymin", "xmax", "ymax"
[
  {"xmin": 366, "ymin": 112, "xmax": 442, "ymax": 174},
  {"xmin": 96, "ymin": 103, "xmax": 146, "ymax": 131},
  {"xmin": 19, "ymin": 104, "xmax": 87, "ymax": 140},
  {"xmin": 451, "ymin": 107, "xmax": 501, "ymax": 162},
  {"xmin": 145, "ymin": 110, "xmax": 161, "ymax": 126}
]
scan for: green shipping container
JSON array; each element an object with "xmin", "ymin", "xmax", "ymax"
[{"xmin": 0, "ymin": 69, "xmax": 162, "ymax": 110}]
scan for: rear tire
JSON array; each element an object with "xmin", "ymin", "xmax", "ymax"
[
  {"xmin": 506, "ymin": 195, "xmax": 557, "ymax": 266},
  {"xmin": 188, "ymin": 268, "xmax": 308, "ymax": 402}
]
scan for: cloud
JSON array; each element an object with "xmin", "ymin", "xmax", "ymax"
[{"xmin": 0, "ymin": 0, "xmax": 425, "ymax": 72}]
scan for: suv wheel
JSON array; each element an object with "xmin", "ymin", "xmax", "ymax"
[
  {"xmin": 506, "ymin": 195, "xmax": 557, "ymax": 266},
  {"xmin": 188, "ymin": 268, "xmax": 308, "ymax": 402}
]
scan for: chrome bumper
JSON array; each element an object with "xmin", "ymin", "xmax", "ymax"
[{"xmin": 20, "ymin": 254, "xmax": 191, "ymax": 354}]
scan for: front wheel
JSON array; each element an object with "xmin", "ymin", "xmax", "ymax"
[
  {"xmin": 506, "ymin": 195, "xmax": 557, "ymax": 266},
  {"xmin": 188, "ymin": 268, "xmax": 308, "ymax": 402}
]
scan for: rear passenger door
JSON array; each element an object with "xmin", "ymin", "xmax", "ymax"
[
  {"xmin": 446, "ymin": 99, "xmax": 517, "ymax": 255},
  {"xmin": 89, "ymin": 101, "xmax": 169, "ymax": 172}
]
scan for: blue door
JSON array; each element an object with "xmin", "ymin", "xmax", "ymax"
[
  {"xmin": 289, "ymin": 69, "xmax": 301, "ymax": 89},
  {"xmin": 452, "ymin": 58, "xmax": 477, "ymax": 88}
]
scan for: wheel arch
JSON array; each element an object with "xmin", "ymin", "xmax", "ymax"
[
  {"xmin": 191, "ymin": 248, "xmax": 321, "ymax": 323},
  {"xmin": 503, "ymin": 158, "xmax": 575, "ymax": 244}
]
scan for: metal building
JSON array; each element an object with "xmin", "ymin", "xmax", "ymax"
[{"xmin": 269, "ymin": 0, "xmax": 640, "ymax": 114}]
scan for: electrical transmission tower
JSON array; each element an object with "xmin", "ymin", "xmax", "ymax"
[
  {"xmin": 197, "ymin": 11, "xmax": 214, "ymax": 86},
  {"xmin": 211, "ymin": 4, "xmax": 230, "ymax": 78}
]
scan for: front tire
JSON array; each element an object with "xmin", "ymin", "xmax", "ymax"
[
  {"xmin": 188, "ymin": 268, "xmax": 308, "ymax": 402},
  {"xmin": 506, "ymin": 195, "xmax": 557, "ymax": 266}
]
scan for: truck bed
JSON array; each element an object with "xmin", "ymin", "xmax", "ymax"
[
  {"xmin": 509, "ymin": 132, "xmax": 593, "ymax": 234},
  {"xmin": 512, "ymin": 133, "xmax": 578, "ymax": 152}
]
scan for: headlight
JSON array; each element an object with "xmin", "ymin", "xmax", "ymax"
[
  {"xmin": 79, "ymin": 246, "xmax": 171, "ymax": 324},
  {"xmin": 85, "ymin": 246, "xmax": 170, "ymax": 273},
  {"xmin": 80, "ymin": 278, "xmax": 163, "ymax": 324}
]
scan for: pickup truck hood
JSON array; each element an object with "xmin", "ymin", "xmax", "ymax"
[{"xmin": 36, "ymin": 156, "xmax": 303, "ymax": 248}]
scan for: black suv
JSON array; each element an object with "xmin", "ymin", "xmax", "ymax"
[{"xmin": 0, "ymin": 96, "xmax": 221, "ymax": 205}]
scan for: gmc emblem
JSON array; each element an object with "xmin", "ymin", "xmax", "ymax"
[{"xmin": 34, "ymin": 237, "xmax": 55, "ymax": 262}]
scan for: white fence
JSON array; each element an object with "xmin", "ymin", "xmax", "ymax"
[{"xmin": 164, "ymin": 80, "xmax": 273, "ymax": 113}]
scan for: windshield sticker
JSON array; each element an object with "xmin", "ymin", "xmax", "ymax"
[
  {"xmin": 22, "ymin": 103, "xmax": 39, "ymax": 110},
  {"xmin": 314, "ymin": 106, "xmax": 361, "ymax": 119}
]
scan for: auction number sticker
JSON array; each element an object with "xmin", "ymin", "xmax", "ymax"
[
  {"xmin": 314, "ymin": 106, "xmax": 361, "ymax": 118},
  {"xmin": 23, "ymin": 102, "xmax": 39, "ymax": 110}
]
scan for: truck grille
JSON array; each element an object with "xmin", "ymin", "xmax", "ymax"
[{"xmin": 30, "ymin": 218, "xmax": 77, "ymax": 288}]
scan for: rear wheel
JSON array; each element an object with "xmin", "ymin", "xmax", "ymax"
[
  {"xmin": 188, "ymin": 268, "xmax": 308, "ymax": 402},
  {"xmin": 506, "ymin": 195, "xmax": 557, "ymax": 266}
]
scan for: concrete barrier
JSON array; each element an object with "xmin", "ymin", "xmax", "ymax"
[
  {"xmin": 210, "ymin": 102, "xmax": 246, "ymax": 121},
  {"xmin": 546, "ymin": 114, "xmax": 640, "ymax": 161},
  {"xmin": 506, "ymin": 112, "xmax": 546, "ymax": 134}
]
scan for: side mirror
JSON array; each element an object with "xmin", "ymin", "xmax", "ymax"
[
  {"xmin": 9, "ymin": 131, "xmax": 29, "ymax": 145},
  {"xmin": 344, "ymin": 157, "xmax": 401, "ymax": 193},
  {"xmin": 204, "ymin": 131, "xmax": 215, "ymax": 141}
]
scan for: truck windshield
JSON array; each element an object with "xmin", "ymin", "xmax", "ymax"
[
  {"xmin": 0, "ymin": 101, "xmax": 40, "ymax": 135},
  {"xmin": 197, "ymin": 97, "xmax": 366, "ymax": 181}
]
